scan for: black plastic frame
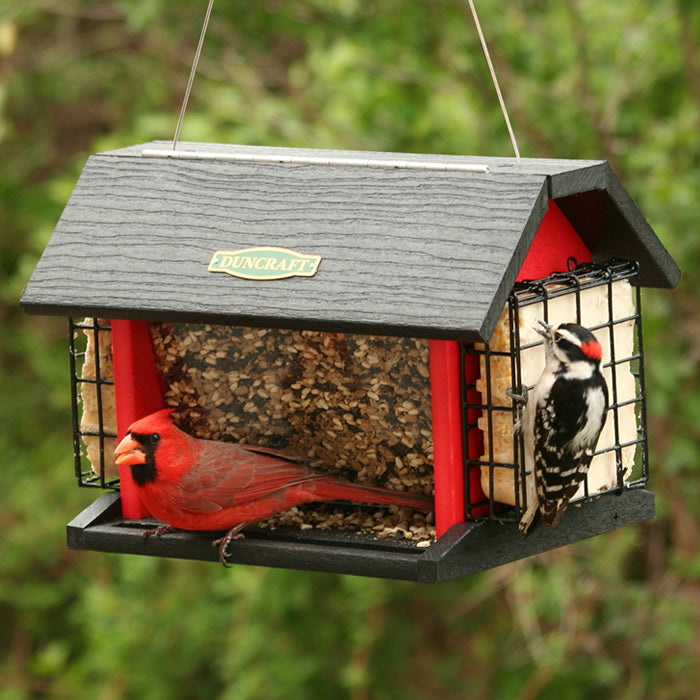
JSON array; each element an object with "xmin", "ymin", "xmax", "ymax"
[
  {"xmin": 67, "ymin": 489, "xmax": 655, "ymax": 582},
  {"xmin": 65, "ymin": 259, "xmax": 656, "ymax": 579},
  {"xmin": 463, "ymin": 258, "xmax": 648, "ymax": 524}
]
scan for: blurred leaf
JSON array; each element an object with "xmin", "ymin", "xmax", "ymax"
[{"xmin": 2, "ymin": 1, "xmax": 699, "ymax": 698}]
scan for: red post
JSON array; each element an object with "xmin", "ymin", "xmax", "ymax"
[
  {"xmin": 464, "ymin": 349, "xmax": 488, "ymax": 516},
  {"xmin": 111, "ymin": 319, "xmax": 164, "ymax": 519},
  {"xmin": 429, "ymin": 339, "xmax": 465, "ymax": 537}
]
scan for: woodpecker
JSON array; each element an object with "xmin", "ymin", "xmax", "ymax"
[{"xmin": 518, "ymin": 321, "xmax": 608, "ymax": 533}]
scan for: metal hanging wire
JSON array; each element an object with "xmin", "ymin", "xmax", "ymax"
[
  {"xmin": 172, "ymin": 0, "xmax": 215, "ymax": 150},
  {"xmin": 171, "ymin": 0, "xmax": 521, "ymax": 162},
  {"xmin": 465, "ymin": 0, "xmax": 521, "ymax": 163}
]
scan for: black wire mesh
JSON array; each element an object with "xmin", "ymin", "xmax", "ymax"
[
  {"xmin": 463, "ymin": 258, "xmax": 648, "ymax": 524},
  {"xmin": 69, "ymin": 317, "xmax": 119, "ymax": 489}
]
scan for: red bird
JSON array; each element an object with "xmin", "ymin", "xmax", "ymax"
[{"xmin": 114, "ymin": 409, "xmax": 433, "ymax": 564}]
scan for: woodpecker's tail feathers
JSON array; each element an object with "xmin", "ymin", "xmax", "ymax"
[{"xmin": 540, "ymin": 498, "xmax": 570, "ymax": 528}]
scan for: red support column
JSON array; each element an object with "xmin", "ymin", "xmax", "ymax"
[
  {"xmin": 111, "ymin": 319, "xmax": 164, "ymax": 519},
  {"xmin": 429, "ymin": 339, "xmax": 465, "ymax": 537}
]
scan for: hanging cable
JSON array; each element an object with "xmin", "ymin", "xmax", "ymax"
[
  {"xmin": 172, "ymin": 0, "xmax": 216, "ymax": 150},
  {"xmin": 171, "ymin": 0, "xmax": 520, "ymax": 162},
  {"xmin": 465, "ymin": 0, "xmax": 521, "ymax": 163}
]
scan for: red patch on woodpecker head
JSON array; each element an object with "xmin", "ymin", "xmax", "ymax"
[{"xmin": 581, "ymin": 340, "xmax": 603, "ymax": 361}]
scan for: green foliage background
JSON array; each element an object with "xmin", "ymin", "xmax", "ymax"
[{"xmin": 1, "ymin": 1, "xmax": 698, "ymax": 697}]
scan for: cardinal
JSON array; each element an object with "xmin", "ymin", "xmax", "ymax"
[{"xmin": 114, "ymin": 409, "xmax": 433, "ymax": 564}]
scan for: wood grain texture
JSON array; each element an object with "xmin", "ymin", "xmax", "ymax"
[{"xmin": 21, "ymin": 142, "xmax": 679, "ymax": 340}]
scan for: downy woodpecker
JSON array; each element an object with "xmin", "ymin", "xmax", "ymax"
[{"xmin": 519, "ymin": 321, "xmax": 609, "ymax": 533}]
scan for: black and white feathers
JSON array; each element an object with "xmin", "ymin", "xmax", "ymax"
[{"xmin": 519, "ymin": 321, "xmax": 608, "ymax": 533}]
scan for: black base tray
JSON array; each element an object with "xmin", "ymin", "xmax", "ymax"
[{"xmin": 67, "ymin": 489, "xmax": 655, "ymax": 583}]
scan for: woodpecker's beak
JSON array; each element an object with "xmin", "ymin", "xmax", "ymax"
[
  {"xmin": 535, "ymin": 320, "xmax": 554, "ymax": 339},
  {"xmin": 114, "ymin": 433, "xmax": 147, "ymax": 466}
]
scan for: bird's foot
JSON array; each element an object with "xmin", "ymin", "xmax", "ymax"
[
  {"xmin": 141, "ymin": 524, "xmax": 175, "ymax": 541},
  {"xmin": 507, "ymin": 384, "xmax": 529, "ymax": 406},
  {"xmin": 212, "ymin": 523, "xmax": 249, "ymax": 567},
  {"xmin": 518, "ymin": 504, "xmax": 539, "ymax": 537}
]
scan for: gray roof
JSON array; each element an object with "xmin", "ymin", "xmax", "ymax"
[{"xmin": 20, "ymin": 141, "xmax": 679, "ymax": 341}]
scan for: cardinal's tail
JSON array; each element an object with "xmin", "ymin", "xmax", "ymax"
[{"xmin": 311, "ymin": 478, "xmax": 433, "ymax": 511}]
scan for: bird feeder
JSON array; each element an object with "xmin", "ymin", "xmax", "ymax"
[{"xmin": 20, "ymin": 142, "xmax": 679, "ymax": 582}]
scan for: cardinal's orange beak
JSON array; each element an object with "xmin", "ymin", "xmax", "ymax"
[{"xmin": 114, "ymin": 434, "xmax": 147, "ymax": 466}]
